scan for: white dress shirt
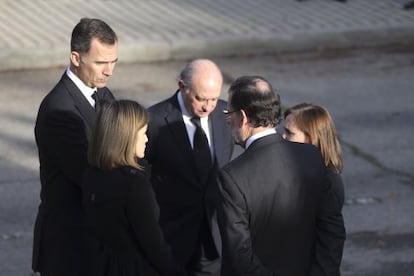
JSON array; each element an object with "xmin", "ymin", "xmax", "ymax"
[
  {"xmin": 66, "ymin": 67, "xmax": 97, "ymax": 108},
  {"xmin": 177, "ymin": 91, "xmax": 214, "ymax": 159},
  {"xmin": 245, "ymin": 128, "xmax": 277, "ymax": 149}
]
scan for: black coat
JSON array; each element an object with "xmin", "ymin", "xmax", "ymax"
[
  {"xmin": 145, "ymin": 92, "xmax": 235, "ymax": 266},
  {"xmin": 32, "ymin": 73, "xmax": 114, "ymax": 275},
  {"xmin": 217, "ymin": 134, "xmax": 346, "ymax": 276},
  {"xmin": 82, "ymin": 166, "xmax": 184, "ymax": 276},
  {"xmin": 310, "ymin": 166, "xmax": 346, "ymax": 276}
]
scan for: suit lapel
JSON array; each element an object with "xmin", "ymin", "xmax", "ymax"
[
  {"xmin": 164, "ymin": 95, "xmax": 194, "ymax": 161},
  {"xmin": 162, "ymin": 95, "xmax": 231, "ymax": 187},
  {"xmin": 97, "ymin": 87, "xmax": 115, "ymax": 102},
  {"xmin": 61, "ymin": 74, "xmax": 96, "ymax": 138}
]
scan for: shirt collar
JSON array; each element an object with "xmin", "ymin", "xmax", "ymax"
[
  {"xmin": 177, "ymin": 90, "xmax": 191, "ymax": 119},
  {"xmin": 66, "ymin": 67, "xmax": 97, "ymax": 100},
  {"xmin": 245, "ymin": 128, "xmax": 277, "ymax": 149}
]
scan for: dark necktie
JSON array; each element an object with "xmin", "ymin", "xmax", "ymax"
[
  {"xmin": 92, "ymin": 90, "xmax": 101, "ymax": 113},
  {"xmin": 191, "ymin": 117, "xmax": 212, "ymax": 183},
  {"xmin": 191, "ymin": 117, "xmax": 217, "ymax": 259}
]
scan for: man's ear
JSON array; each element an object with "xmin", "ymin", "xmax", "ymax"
[
  {"xmin": 178, "ymin": 80, "xmax": 186, "ymax": 91},
  {"xmin": 70, "ymin": 51, "xmax": 81, "ymax": 67},
  {"xmin": 239, "ymin": 109, "xmax": 249, "ymax": 127}
]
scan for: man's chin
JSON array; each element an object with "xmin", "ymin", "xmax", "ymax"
[
  {"xmin": 96, "ymin": 81, "xmax": 108, "ymax": 88},
  {"xmin": 232, "ymin": 133, "xmax": 245, "ymax": 148},
  {"xmin": 196, "ymin": 112, "xmax": 209, "ymax": 118}
]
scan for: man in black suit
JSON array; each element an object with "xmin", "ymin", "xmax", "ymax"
[
  {"xmin": 217, "ymin": 76, "xmax": 346, "ymax": 275},
  {"xmin": 145, "ymin": 59, "xmax": 235, "ymax": 276},
  {"xmin": 32, "ymin": 18, "xmax": 118, "ymax": 276}
]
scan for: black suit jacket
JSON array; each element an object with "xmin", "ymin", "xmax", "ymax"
[
  {"xmin": 145, "ymin": 92, "xmax": 234, "ymax": 266},
  {"xmin": 217, "ymin": 134, "xmax": 345, "ymax": 276},
  {"xmin": 32, "ymin": 73, "xmax": 114, "ymax": 275},
  {"xmin": 82, "ymin": 166, "xmax": 184, "ymax": 276}
]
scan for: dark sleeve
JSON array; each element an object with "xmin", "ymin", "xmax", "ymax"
[
  {"xmin": 217, "ymin": 169, "xmax": 273, "ymax": 276},
  {"xmin": 328, "ymin": 170, "xmax": 345, "ymax": 210},
  {"xmin": 144, "ymin": 107, "xmax": 160, "ymax": 165},
  {"xmin": 40, "ymin": 109, "xmax": 88, "ymax": 186},
  {"xmin": 126, "ymin": 173, "xmax": 185, "ymax": 276},
  {"xmin": 310, "ymin": 171, "xmax": 346, "ymax": 276}
]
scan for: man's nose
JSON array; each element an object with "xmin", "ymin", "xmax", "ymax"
[
  {"xmin": 203, "ymin": 101, "xmax": 215, "ymax": 111},
  {"xmin": 103, "ymin": 63, "xmax": 115, "ymax": 76}
]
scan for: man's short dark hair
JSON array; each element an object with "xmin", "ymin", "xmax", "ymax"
[
  {"xmin": 71, "ymin": 18, "xmax": 117, "ymax": 54},
  {"xmin": 228, "ymin": 76, "xmax": 281, "ymax": 128}
]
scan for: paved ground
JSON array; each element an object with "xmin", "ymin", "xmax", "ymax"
[
  {"xmin": 1, "ymin": 0, "xmax": 414, "ymax": 71},
  {"xmin": 1, "ymin": 47, "xmax": 413, "ymax": 276}
]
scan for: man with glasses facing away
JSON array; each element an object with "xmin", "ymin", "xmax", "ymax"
[
  {"xmin": 217, "ymin": 76, "xmax": 346, "ymax": 276},
  {"xmin": 33, "ymin": 18, "xmax": 118, "ymax": 276},
  {"xmin": 145, "ymin": 59, "xmax": 236, "ymax": 276}
]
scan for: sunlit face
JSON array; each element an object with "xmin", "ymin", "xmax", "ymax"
[
  {"xmin": 182, "ymin": 70, "xmax": 222, "ymax": 118},
  {"xmin": 283, "ymin": 114, "xmax": 309, "ymax": 143},
  {"xmin": 183, "ymin": 89, "xmax": 220, "ymax": 118},
  {"xmin": 135, "ymin": 124, "xmax": 148, "ymax": 158},
  {"xmin": 72, "ymin": 38, "xmax": 118, "ymax": 88}
]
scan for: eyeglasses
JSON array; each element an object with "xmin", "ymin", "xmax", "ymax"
[{"xmin": 223, "ymin": 109, "xmax": 239, "ymax": 116}]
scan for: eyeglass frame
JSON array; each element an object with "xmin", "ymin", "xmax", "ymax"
[{"xmin": 223, "ymin": 109, "xmax": 240, "ymax": 115}]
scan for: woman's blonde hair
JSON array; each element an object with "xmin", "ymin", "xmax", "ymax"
[
  {"xmin": 88, "ymin": 99, "xmax": 148, "ymax": 170},
  {"xmin": 284, "ymin": 103, "xmax": 343, "ymax": 173}
]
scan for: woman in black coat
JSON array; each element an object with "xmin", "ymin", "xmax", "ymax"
[
  {"xmin": 82, "ymin": 100, "xmax": 185, "ymax": 276},
  {"xmin": 283, "ymin": 103, "xmax": 346, "ymax": 275}
]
